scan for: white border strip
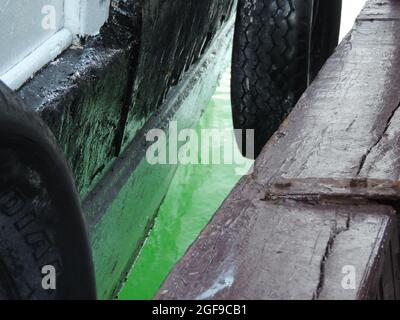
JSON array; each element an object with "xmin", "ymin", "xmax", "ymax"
[
  {"xmin": 0, "ymin": 28, "xmax": 73, "ymax": 90},
  {"xmin": 0, "ymin": 0, "xmax": 111, "ymax": 90}
]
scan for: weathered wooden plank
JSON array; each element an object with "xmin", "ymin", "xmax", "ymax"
[
  {"xmin": 253, "ymin": 16, "xmax": 400, "ymax": 185},
  {"xmin": 156, "ymin": 182, "xmax": 396, "ymax": 300},
  {"xmin": 359, "ymin": 101, "xmax": 400, "ymax": 181},
  {"xmin": 359, "ymin": 0, "xmax": 400, "ymax": 21},
  {"xmin": 318, "ymin": 208, "xmax": 396, "ymax": 300}
]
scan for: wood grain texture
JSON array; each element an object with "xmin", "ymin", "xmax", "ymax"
[
  {"xmin": 254, "ymin": 20, "xmax": 400, "ymax": 184},
  {"xmin": 156, "ymin": 189, "xmax": 396, "ymax": 299},
  {"xmin": 359, "ymin": 0, "xmax": 400, "ymax": 21},
  {"xmin": 156, "ymin": 0, "xmax": 400, "ymax": 300}
]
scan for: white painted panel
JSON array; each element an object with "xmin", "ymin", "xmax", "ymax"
[
  {"xmin": 65, "ymin": 0, "xmax": 111, "ymax": 37},
  {"xmin": 80, "ymin": 0, "xmax": 111, "ymax": 36},
  {"xmin": 64, "ymin": 0, "xmax": 81, "ymax": 35},
  {"xmin": 1, "ymin": 28, "xmax": 73, "ymax": 90},
  {"xmin": 0, "ymin": 0, "xmax": 65, "ymax": 76}
]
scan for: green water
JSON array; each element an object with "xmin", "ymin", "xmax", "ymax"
[{"xmin": 118, "ymin": 69, "xmax": 253, "ymax": 300}]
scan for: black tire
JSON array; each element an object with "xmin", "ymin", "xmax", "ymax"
[
  {"xmin": 310, "ymin": 0, "xmax": 342, "ymax": 81},
  {"xmin": 232, "ymin": 0, "xmax": 342, "ymax": 158},
  {"xmin": 0, "ymin": 81, "xmax": 96, "ymax": 300}
]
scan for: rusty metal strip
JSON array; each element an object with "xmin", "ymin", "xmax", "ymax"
[{"xmin": 264, "ymin": 177, "xmax": 400, "ymax": 203}]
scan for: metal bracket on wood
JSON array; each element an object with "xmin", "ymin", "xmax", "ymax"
[{"xmin": 264, "ymin": 177, "xmax": 400, "ymax": 203}]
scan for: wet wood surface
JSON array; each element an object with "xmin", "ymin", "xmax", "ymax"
[
  {"xmin": 157, "ymin": 181, "xmax": 397, "ymax": 299},
  {"xmin": 359, "ymin": 0, "xmax": 400, "ymax": 20},
  {"xmin": 156, "ymin": 0, "xmax": 400, "ymax": 300}
]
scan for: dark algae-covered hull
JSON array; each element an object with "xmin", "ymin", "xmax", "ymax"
[{"xmin": 17, "ymin": 0, "xmax": 236, "ymax": 298}]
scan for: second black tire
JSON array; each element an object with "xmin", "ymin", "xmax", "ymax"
[
  {"xmin": 0, "ymin": 81, "xmax": 96, "ymax": 300},
  {"xmin": 232, "ymin": 0, "xmax": 342, "ymax": 158}
]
